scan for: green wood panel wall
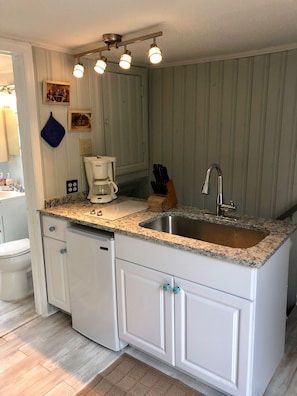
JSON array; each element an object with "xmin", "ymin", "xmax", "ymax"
[{"xmin": 149, "ymin": 49, "xmax": 297, "ymax": 219}]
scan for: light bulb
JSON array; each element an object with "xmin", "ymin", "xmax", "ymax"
[
  {"xmin": 148, "ymin": 44, "xmax": 162, "ymax": 64},
  {"xmin": 119, "ymin": 50, "xmax": 132, "ymax": 70},
  {"xmin": 94, "ymin": 57, "xmax": 107, "ymax": 74},
  {"xmin": 73, "ymin": 62, "xmax": 84, "ymax": 78}
]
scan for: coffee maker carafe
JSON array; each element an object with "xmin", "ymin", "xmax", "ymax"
[{"xmin": 84, "ymin": 156, "xmax": 118, "ymax": 203}]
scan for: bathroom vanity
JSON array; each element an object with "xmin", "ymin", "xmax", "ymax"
[{"xmin": 40, "ymin": 197, "xmax": 295, "ymax": 396}]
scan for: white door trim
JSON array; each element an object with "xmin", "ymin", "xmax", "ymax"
[{"xmin": 0, "ymin": 37, "xmax": 49, "ymax": 316}]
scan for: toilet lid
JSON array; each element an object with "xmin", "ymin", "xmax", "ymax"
[{"xmin": 0, "ymin": 238, "xmax": 30, "ymax": 258}]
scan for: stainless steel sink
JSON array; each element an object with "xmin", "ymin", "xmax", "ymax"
[{"xmin": 140, "ymin": 214, "xmax": 269, "ymax": 248}]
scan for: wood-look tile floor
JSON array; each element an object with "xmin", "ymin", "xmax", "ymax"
[
  {"xmin": 0, "ymin": 296, "xmax": 297, "ymax": 396},
  {"xmin": 0, "ymin": 295, "xmax": 38, "ymax": 338}
]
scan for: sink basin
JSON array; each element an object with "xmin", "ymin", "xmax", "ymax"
[{"xmin": 140, "ymin": 214, "xmax": 269, "ymax": 248}]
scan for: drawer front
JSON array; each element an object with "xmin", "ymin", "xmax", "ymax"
[
  {"xmin": 42, "ymin": 215, "xmax": 68, "ymax": 241},
  {"xmin": 115, "ymin": 233, "xmax": 256, "ymax": 300}
]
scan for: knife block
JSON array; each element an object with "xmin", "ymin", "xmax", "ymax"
[
  {"xmin": 148, "ymin": 180, "xmax": 177, "ymax": 211},
  {"xmin": 147, "ymin": 195, "xmax": 168, "ymax": 212}
]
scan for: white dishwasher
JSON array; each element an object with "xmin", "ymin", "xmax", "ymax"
[{"xmin": 65, "ymin": 224, "xmax": 126, "ymax": 351}]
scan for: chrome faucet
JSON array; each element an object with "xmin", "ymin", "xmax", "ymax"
[{"xmin": 201, "ymin": 163, "xmax": 236, "ymax": 216}]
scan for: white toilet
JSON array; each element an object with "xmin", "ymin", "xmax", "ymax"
[{"xmin": 0, "ymin": 238, "xmax": 32, "ymax": 301}]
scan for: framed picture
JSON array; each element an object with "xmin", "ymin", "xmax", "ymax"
[
  {"xmin": 68, "ymin": 110, "xmax": 92, "ymax": 131},
  {"xmin": 43, "ymin": 80, "xmax": 70, "ymax": 105}
]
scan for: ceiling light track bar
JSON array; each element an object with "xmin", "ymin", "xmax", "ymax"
[{"xmin": 73, "ymin": 31, "xmax": 163, "ymax": 58}]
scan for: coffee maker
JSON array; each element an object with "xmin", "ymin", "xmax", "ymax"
[{"xmin": 84, "ymin": 156, "xmax": 118, "ymax": 203}]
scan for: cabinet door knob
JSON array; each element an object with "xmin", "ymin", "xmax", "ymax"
[
  {"xmin": 49, "ymin": 226, "xmax": 56, "ymax": 232},
  {"xmin": 163, "ymin": 283, "xmax": 171, "ymax": 292},
  {"xmin": 173, "ymin": 286, "xmax": 181, "ymax": 294},
  {"xmin": 60, "ymin": 248, "xmax": 67, "ymax": 254}
]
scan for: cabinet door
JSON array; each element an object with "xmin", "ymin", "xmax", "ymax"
[
  {"xmin": 43, "ymin": 236, "xmax": 71, "ymax": 314},
  {"xmin": 175, "ymin": 277, "xmax": 252, "ymax": 396},
  {"xmin": 42, "ymin": 215, "xmax": 67, "ymax": 241},
  {"xmin": 116, "ymin": 259, "xmax": 174, "ymax": 364},
  {"xmin": 102, "ymin": 68, "xmax": 148, "ymax": 177}
]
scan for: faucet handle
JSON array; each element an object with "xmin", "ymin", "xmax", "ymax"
[{"xmin": 220, "ymin": 200, "xmax": 237, "ymax": 213}]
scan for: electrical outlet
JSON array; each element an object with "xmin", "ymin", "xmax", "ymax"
[{"xmin": 66, "ymin": 179, "xmax": 78, "ymax": 194}]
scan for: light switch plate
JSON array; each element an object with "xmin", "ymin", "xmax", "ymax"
[
  {"xmin": 79, "ymin": 138, "xmax": 92, "ymax": 156},
  {"xmin": 66, "ymin": 179, "xmax": 78, "ymax": 194}
]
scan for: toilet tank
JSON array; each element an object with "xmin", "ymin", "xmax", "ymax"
[{"xmin": 0, "ymin": 193, "xmax": 28, "ymax": 243}]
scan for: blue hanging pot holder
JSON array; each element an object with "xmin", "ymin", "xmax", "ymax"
[{"xmin": 41, "ymin": 112, "xmax": 65, "ymax": 148}]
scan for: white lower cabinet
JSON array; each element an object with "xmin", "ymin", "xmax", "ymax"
[
  {"xmin": 116, "ymin": 259, "xmax": 175, "ymax": 364},
  {"xmin": 174, "ymin": 277, "xmax": 252, "ymax": 394},
  {"xmin": 116, "ymin": 258, "xmax": 252, "ymax": 395},
  {"xmin": 42, "ymin": 216, "xmax": 71, "ymax": 314},
  {"xmin": 115, "ymin": 233, "xmax": 291, "ymax": 396}
]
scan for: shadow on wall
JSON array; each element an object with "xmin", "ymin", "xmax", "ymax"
[{"xmin": 118, "ymin": 177, "xmax": 150, "ymax": 199}]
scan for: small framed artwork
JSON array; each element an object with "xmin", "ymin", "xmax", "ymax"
[
  {"xmin": 68, "ymin": 110, "xmax": 92, "ymax": 131},
  {"xmin": 43, "ymin": 80, "xmax": 70, "ymax": 105}
]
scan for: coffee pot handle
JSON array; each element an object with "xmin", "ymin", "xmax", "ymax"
[{"xmin": 109, "ymin": 181, "xmax": 118, "ymax": 193}]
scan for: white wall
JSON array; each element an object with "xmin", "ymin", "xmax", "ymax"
[{"xmin": 33, "ymin": 47, "xmax": 106, "ymax": 198}]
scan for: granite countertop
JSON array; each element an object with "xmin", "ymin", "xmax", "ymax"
[{"xmin": 40, "ymin": 195, "xmax": 296, "ymax": 268}]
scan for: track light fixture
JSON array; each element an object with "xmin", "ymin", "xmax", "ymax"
[
  {"xmin": 72, "ymin": 31, "xmax": 163, "ymax": 78},
  {"xmin": 73, "ymin": 61, "xmax": 84, "ymax": 78},
  {"xmin": 148, "ymin": 38, "xmax": 162, "ymax": 64},
  {"xmin": 119, "ymin": 47, "xmax": 132, "ymax": 70},
  {"xmin": 94, "ymin": 54, "xmax": 107, "ymax": 74}
]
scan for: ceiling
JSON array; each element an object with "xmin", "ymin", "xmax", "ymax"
[{"xmin": 1, "ymin": 0, "xmax": 297, "ymax": 84}]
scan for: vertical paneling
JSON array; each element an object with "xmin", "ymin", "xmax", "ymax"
[
  {"xmin": 149, "ymin": 48, "xmax": 297, "ymax": 219},
  {"xmin": 244, "ymin": 55, "xmax": 267, "ymax": 215},
  {"xmin": 148, "ymin": 68, "xmax": 162, "ymax": 160},
  {"xmin": 259, "ymin": 52, "xmax": 286, "ymax": 218},
  {"xmin": 208, "ymin": 62, "xmax": 223, "ymax": 164},
  {"xmin": 33, "ymin": 45, "xmax": 297, "ymax": 219},
  {"xmin": 276, "ymin": 50, "xmax": 297, "ymax": 211},
  {"xmin": 233, "ymin": 58, "xmax": 253, "ymax": 214},
  {"xmin": 172, "ymin": 67, "xmax": 186, "ymax": 202},
  {"xmin": 183, "ymin": 65, "xmax": 198, "ymax": 205},
  {"xmin": 220, "ymin": 60, "xmax": 237, "ymax": 199},
  {"xmin": 161, "ymin": 68, "xmax": 174, "ymax": 167},
  {"xmin": 195, "ymin": 63, "xmax": 210, "ymax": 206},
  {"xmin": 33, "ymin": 48, "xmax": 102, "ymax": 198}
]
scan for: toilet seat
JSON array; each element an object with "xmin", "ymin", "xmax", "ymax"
[{"xmin": 0, "ymin": 238, "xmax": 30, "ymax": 258}]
